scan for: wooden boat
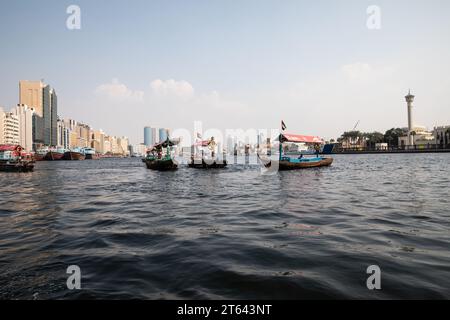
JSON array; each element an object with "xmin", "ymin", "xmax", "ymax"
[
  {"xmin": 259, "ymin": 126, "xmax": 333, "ymax": 171},
  {"xmin": 0, "ymin": 145, "xmax": 35, "ymax": 172},
  {"xmin": 188, "ymin": 158, "xmax": 227, "ymax": 169},
  {"xmin": 145, "ymin": 156, "xmax": 178, "ymax": 171},
  {"xmin": 83, "ymin": 147, "xmax": 99, "ymax": 160},
  {"xmin": 0, "ymin": 160, "xmax": 35, "ymax": 172},
  {"xmin": 63, "ymin": 150, "xmax": 85, "ymax": 160},
  {"xmin": 34, "ymin": 148, "xmax": 49, "ymax": 161},
  {"xmin": 44, "ymin": 149, "xmax": 65, "ymax": 161},
  {"xmin": 261, "ymin": 156, "xmax": 333, "ymax": 171},
  {"xmin": 144, "ymin": 138, "xmax": 179, "ymax": 171},
  {"xmin": 188, "ymin": 138, "xmax": 227, "ymax": 169}
]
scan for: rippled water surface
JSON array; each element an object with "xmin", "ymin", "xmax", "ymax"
[{"xmin": 0, "ymin": 154, "xmax": 449, "ymax": 299}]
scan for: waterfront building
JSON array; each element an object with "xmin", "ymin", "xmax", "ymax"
[
  {"xmin": 12, "ymin": 104, "xmax": 35, "ymax": 152},
  {"xmin": 434, "ymin": 125, "xmax": 450, "ymax": 148},
  {"xmin": 57, "ymin": 118, "xmax": 70, "ymax": 149},
  {"xmin": 117, "ymin": 136, "xmax": 130, "ymax": 156},
  {"xmin": 159, "ymin": 128, "xmax": 169, "ymax": 142},
  {"xmin": 0, "ymin": 107, "xmax": 20, "ymax": 146},
  {"xmin": 20, "ymin": 80, "xmax": 58, "ymax": 147},
  {"xmin": 42, "ymin": 85, "xmax": 58, "ymax": 146},
  {"xmin": 144, "ymin": 126, "xmax": 158, "ymax": 146},
  {"xmin": 91, "ymin": 129, "xmax": 105, "ymax": 154},
  {"xmin": 69, "ymin": 131, "xmax": 79, "ymax": 149},
  {"xmin": 398, "ymin": 125, "xmax": 434, "ymax": 148},
  {"xmin": 131, "ymin": 143, "xmax": 147, "ymax": 156},
  {"xmin": 75, "ymin": 123, "xmax": 91, "ymax": 148},
  {"xmin": 19, "ymin": 80, "xmax": 44, "ymax": 117}
]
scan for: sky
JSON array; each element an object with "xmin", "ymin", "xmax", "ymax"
[{"xmin": 1, "ymin": 0, "xmax": 450, "ymax": 145}]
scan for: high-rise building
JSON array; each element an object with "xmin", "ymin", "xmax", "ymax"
[
  {"xmin": 43, "ymin": 85, "xmax": 58, "ymax": 146},
  {"xmin": 0, "ymin": 107, "xmax": 20, "ymax": 146},
  {"xmin": 19, "ymin": 80, "xmax": 58, "ymax": 147},
  {"xmin": 117, "ymin": 136, "xmax": 130, "ymax": 156},
  {"xmin": 144, "ymin": 126, "xmax": 158, "ymax": 146},
  {"xmin": 159, "ymin": 128, "xmax": 169, "ymax": 142},
  {"xmin": 19, "ymin": 80, "xmax": 44, "ymax": 116},
  {"xmin": 12, "ymin": 104, "xmax": 35, "ymax": 152},
  {"xmin": 57, "ymin": 118, "xmax": 70, "ymax": 149},
  {"xmin": 91, "ymin": 129, "xmax": 105, "ymax": 154}
]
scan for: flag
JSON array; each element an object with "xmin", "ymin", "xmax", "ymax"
[
  {"xmin": 281, "ymin": 120, "xmax": 287, "ymax": 131},
  {"xmin": 197, "ymin": 132, "xmax": 202, "ymax": 139}
]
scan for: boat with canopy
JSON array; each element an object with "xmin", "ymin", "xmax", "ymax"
[
  {"xmin": 144, "ymin": 138, "xmax": 179, "ymax": 171},
  {"xmin": 0, "ymin": 145, "xmax": 35, "ymax": 172},
  {"xmin": 259, "ymin": 121, "xmax": 333, "ymax": 170},
  {"xmin": 188, "ymin": 137, "xmax": 227, "ymax": 169}
]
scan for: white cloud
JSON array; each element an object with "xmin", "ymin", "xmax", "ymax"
[
  {"xmin": 95, "ymin": 78, "xmax": 144, "ymax": 102},
  {"xmin": 149, "ymin": 79, "xmax": 194, "ymax": 99}
]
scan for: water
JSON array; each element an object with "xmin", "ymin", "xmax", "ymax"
[{"xmin": 0, "ymin": 154, "xmax": 449, "ymax": 299}]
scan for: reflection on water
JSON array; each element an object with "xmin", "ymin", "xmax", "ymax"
[{"xmin": 0, "ymin": 154, "xmax": 449, "ymax": 299}]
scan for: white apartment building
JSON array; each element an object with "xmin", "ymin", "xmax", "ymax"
[
  {"xmin": 12, "ymin": 104, "xmax": 35, "ymax": 152},
  {"xmin": 0, "ymin": 107, "xmax": 20, "ymax": 146}
]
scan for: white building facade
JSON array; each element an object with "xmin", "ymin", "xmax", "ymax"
[{"xmin": 0, "ymin": 107, "xmax": 20, "ymax": 146}]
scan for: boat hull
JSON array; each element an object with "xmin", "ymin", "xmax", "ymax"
[
  {"xmin": 63, "ymin": 151, "xmax": 86, "ymax": 161},
  {"xmin": 188, "ymin": 159, "xmax": 227, "ymax": 169},
  {"xmin": 34, "ymin": 154, "xmax": 46, "ymax": 161},
  {"xmin": 0, "ymin": 160, "xmax": 34, "ymax": 172},
  {"xmin": 85, "ymin": 153, "xmax": 99, "ymax": 160},
  {"xmin": 145, "ymin": 158, "xmax": 178, "ymax": 171},
  {"xmin": 44, "ymin": 151, "xmax": 64, "ymax": 161},
  {"xmin": 261, "ymin": 157, "xmax": 333, "ymax": 171}
]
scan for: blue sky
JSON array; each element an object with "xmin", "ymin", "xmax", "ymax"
[{"xmin": 1, "ymin": 0, "xmax": 450, "ymax": 144}]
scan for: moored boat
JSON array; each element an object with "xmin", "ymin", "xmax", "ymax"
[
  {"xmin": 34, "ymin": 147, "xmax": 49, "ymax": 161},
  {"xmin": 83, "ymin": 147, "xmax": 99, "ymax": 160},
  {"xmin": 0, "ymin": 145, "xmax": 35, "ymax": 172},
  {"xmin": 44, "ymin": 148, "xmax": 66, "ymax": 161},
  {"xmin": 63, "ymin": 148, "xmax": 85, "ymax": 160}
]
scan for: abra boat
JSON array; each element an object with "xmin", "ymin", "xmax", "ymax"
[
  {"xmin": 259, "ymin": 131, "xmax": 333, "ymax": 171},
  {"xmin": 63, "ymin": 147, "xmax": 85, "ymax": 160},
  {"xmin": 144, "ymin": 138, "xmax": 179, "ymax": 171},
  {"xmin": 34, "ymin": 147, "xmax": 49, "ymax": 161},
  {"xmin": 0, "ymin": 145, "xmax": 35, "ymax": 172},
  {"xmin": 44, "ymin": 147, "xmax": 66, "ymax": 161},
  {"xmin": 82, "ymin": 147, "xmax": 99, "ymax": 160},
  {"xmin": 188, "ymin": 137, "xmax": 227, "ymax": 169}
]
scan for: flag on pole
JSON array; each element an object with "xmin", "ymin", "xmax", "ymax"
[{"xmin": 281, "ymin": 120, "xmax": 287, "ymax": 131}]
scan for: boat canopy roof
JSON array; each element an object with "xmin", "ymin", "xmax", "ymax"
[
  {"xmin": 193, "ymin": 140, "xmax": 210, "ymax": 147},
  {"xmin": 0, "ymin": 144, "xmax": 23, "ymax": 152},
  {"xmin": 150, "ymin": 138, "xmax": 179, "ymax": 150},
  {"xmin": 278, "ymin": 133, "xmax": 324, "ymax": 144}
]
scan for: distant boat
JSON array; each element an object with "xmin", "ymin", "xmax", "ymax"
[
  {"xmin": 63, "ymin": 148, "xmax": 85, "ymax": 161},
  {"xmin": 144, "ymin": 138, "xmax": 179, "ymax": 171},
  {"xmin": 259, "ymin": 133, "xmax": 333, "ymax": 171},
  {"xmin": 82, "ymin": 147, "xmax": 99, "ymax": 160},
  {"xmin": 44, "ymin": 147, "xmax": 66, "ymax": 161},
  {"xmin": 188, "ymin": 138, "xmax": 227, "ymax": 169}
]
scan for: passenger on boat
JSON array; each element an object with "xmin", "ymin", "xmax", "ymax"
[{"xmin": 314, "ymin": 144, "xmax": 320, "ymax": 157}]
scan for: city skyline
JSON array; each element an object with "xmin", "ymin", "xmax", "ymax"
[{"xmin": 1, "ymin": 0, "xmax": 450, "ymax": 145}]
